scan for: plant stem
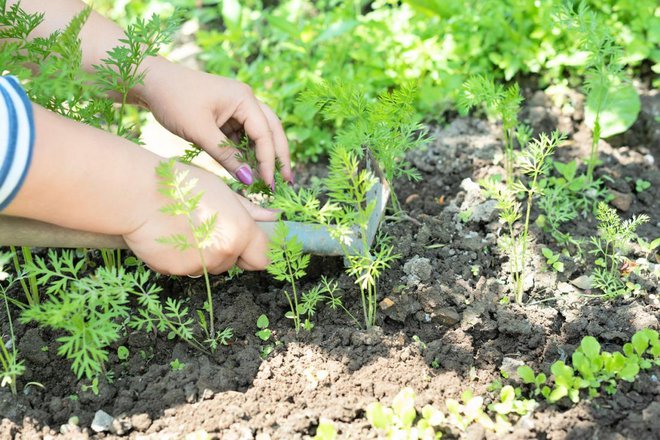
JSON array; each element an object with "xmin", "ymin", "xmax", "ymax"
[{"xmin": 586, "ymin": 115, "xmax": 600, "ymax": 182}]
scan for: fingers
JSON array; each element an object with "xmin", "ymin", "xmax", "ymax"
[
  {"xmin": 231, "ymin": 93, "xmax": 277, "ymax": 188},
  {"xmin": 198, "ymin": 115, "xmax": 255, "ymax": 185},
  {"xmin": 258, "ymin": 102, "xmax": 292, "ymax": 183},
  {"xmin": 233, "ymin": 192, "xmax": 279, "ymax": 222}
]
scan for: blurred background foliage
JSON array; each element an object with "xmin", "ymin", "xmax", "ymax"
[{"xmin": 88, "ymin": 0, "xmax": 659, "ymax": 162}]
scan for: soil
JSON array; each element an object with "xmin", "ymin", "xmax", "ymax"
[{"xmin": 1, "ymin": 86, "xmax": 659, "ymax": 440}]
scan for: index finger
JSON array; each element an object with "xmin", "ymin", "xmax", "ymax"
[{"xmin": 233, "ymin": 96, "xmax": 276, "ymax": 189}]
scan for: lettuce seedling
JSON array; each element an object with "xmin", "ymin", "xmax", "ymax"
[{"xmin": 367, "ymin": 388, "xmax": 443, "ymax": 439}]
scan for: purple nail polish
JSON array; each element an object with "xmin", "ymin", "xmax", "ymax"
[{"xmin": 236, "ymin": 166, "xmax": 253, "ymax": 185}]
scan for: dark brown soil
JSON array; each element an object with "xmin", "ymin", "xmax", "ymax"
[{"xmin": 1, "ymin": 87, "xmax": 658, "ymax": 439}]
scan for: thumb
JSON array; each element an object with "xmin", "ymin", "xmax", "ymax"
[
  {"xmin": 197, "ymin": 117, "xmax": 254, "ymax": 186},
  {"xmin": 233, "ymin": 192, "xmax": 279, "ymax": 222}
]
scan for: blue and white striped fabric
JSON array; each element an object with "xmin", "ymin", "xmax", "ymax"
[{"xmin": 0, "ymin": 76, "xmax": 34, "ymax": 210}]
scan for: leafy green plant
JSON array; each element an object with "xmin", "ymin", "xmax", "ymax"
[
  {"xmin": 267, "ymin": 223, "xmax": 357, "ymax": 332},
  {"xmin": 367, "ymin": 387, "xmax": 444, "ymax": 439},
  {"xmin": 170, "ymin": 358, "xmax": 185, "ymax": 372},
  {"xmin": 19, "ymin": 250, "xmax": 135, "ymax": 379},
  {"xmin": 537, "ymin": 159, "xmax": 609, "ymax": 245},
  {"xmin": 155, "ymin": 159, "xmax": 232, "ymax": 350},
  {"xmin": 459, "ymin": 76, "xmax": 526, "ymax": 183},
  {"xmin": 482, "ymin": 131, "xmax": 563, "ymax": 303},
  {"xmin": 487, "ymin": 385, "xmax": 537, "ymax": 430},
  {"xmin": 117, "ymin": 346, "xmax": 130, "ymax": 362},
  {"xmin": 541, "ymin": 247, "xmax": 565, "ymax": 273},
  {"xmin": 557, "ymin": 1, "xmax": 640, "ymax": 182},
  {"xmin": 313, "ymin": 418, "xmax": 338, "ymax": 440},
  {"xmin": 517, "ymin": 330, "xmax": 659, "ymax": 404},
  {"xmin": 635, "ymin": 179, "xmax": 651, "ymax": 193},
  {"xmin": 0, "ymin": 252, "xmax": 25, "ymax": 395},
  {"xmin": 589, "ymin": 202, "xmax": 649, "ymax": 299},
  {"xmin": 255, "ymin": 314, "xmax": 271, "ymax": 342}
]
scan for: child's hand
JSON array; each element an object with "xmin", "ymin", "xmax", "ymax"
[
  {"xmin": 137, "ymin": 59, "xmax": 292, "ymax": 189},
  {"xmin": 124, "ymin": 163, "xmax": 278, "ymax": 275}
]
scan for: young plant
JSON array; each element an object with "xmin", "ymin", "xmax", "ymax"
[
  {"xmin": 537, "ymin": 159, "xmax": 609, "ymax": 246},
  {"xmin": 267, "ymin": 221, "xmax": 355, "ymax": 332},
  {"xmin": 459, "ymin": 75, "xmax": 526, "ymax": 183},
  {"xmin": 156, "ymin": 159, "xmax": 231, "ymax": 350},
  {"xmin": 255, "ymin": 314, "xmax": 271, "ymax": 342},
  {"xmin": 557, "ymin": 2, "xmax": 640, "ymax": 182},
  {"xmin": 541, "ymin": 247, "xmax": 565, "ymax": 273},
  {"xmin": 0, "ymin": 252, "xmax": 25, "ymax": 395},
  {"xmin": 266, "ymin": 222, "xmax": 310, "ymax": 333},
  {"xmin": 19, "ymin": 250, "xmax": 133, "ymax": 379},
  {"xmin": 482, "ymin": 131, "xmax": 564, "ymax": 303},
  {"xmin": 589, "ymin": 202, "xmax": 649, "ymax": 299},
  {"xmin": 367, "ymin": 387, "xmax": 444, "ymax": 439},
  {"xmin": 9, "ymin": 247, "xmax": 39, "ymax": 306}
]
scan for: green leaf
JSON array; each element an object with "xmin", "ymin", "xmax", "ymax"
[
  {"xmin": 618, "ymin": 361, "xmax": 639, "ymax": 382},
  {"xmin": 255, "ymin": 329, "xmax": 271, "ymax": 341},
  {"xmin": 541, "ymin": 248, "xmax": 553, "ymax": 260},
  {"xmin": 631, "ymin": 331, "xmax": 650, "ymax": 357},
  {"xmin": 580, "ymin": 336, "xmax": 601, "ymax": 360},
  {"xmin": 585, "ymin": 83, "xmax": 641, "ymax": 138},
  {"xmin": 256, "ymin": 314, "xmax": 269, "ymax": 329},
  {"xmin": 517, "ymin": 365, "xmax": 536, "ymax": 384},
  {"xmin": 392, "ymin": 387, "xmax": 417, "ymax": 428},
  {"xmin": 366, "ymin": 402, "xmax": 392, "ymax": 430}
]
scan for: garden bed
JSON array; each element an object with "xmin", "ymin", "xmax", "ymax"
[{"xmin": 1, "ymin": 85, "xmax": 658, "ymax": 439}]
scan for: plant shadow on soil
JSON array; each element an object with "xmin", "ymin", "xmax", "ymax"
[{"xmin": 1, "ymin": 89, "xmax": 659, "ymax": 439}]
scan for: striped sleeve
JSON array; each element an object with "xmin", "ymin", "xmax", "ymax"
[{"xmin": 0, "ymin": 76, "xmax": 34, "ymax": 210}]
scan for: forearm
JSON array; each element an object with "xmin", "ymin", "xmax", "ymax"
[
  {"xmin": 3, "ymin": 104, "xmax": 161, "ymax": 236},
  {"xmin": 5, "ymin": 0, "xmax": 166, "ymax": 105}
]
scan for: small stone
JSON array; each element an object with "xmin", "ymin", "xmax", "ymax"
[
  {"xmin": 403, "ymin": 256, "xmax": 433, "ymax": 282},
  {"xmin": 433, "ymin": 307, "xmax": 460, "ymax": 326},
  {"xmin": 379, "ymin": 297, "xmax": 395, "ymax": 311},
  {"xmin": 557, "ymin": 282, "xmax": 574, "ymax": 294},
  {"xmin": 643, "ymin": 154, "xmax": 655, "ymax": 166},
  {"xmin": 609, "ymin": 190, "xmax": 633, "ymax": 212},
  {"xmin": 571, "ymin": 275, "xmax": 593, "ymax": 290},
  {"xmin": 405, "ymin": 193, "xmax": 420, "ymax": 204},
  {"xmin": 130, "ymin": 413, "xmax": 152, "ymax": 432},
  {"xmin": 91, "ymin": 410, "xmax": 114, "ymax": 433},
  {"xmin": 350, "ymin": 327, "xmax": 383, "ymax": 346},
  {"xmin": 470, "ymin": 200, "xmax": 498, "ymax": 223}
]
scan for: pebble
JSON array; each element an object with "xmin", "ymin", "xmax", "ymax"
[
  {"xmin": 403, "ymin": 256, "xmax": 433, "ymax": 282},
  {"xmin": 609, "ymin": 190, "xmax": 633, "ymax": 212},
  {"xmin": 570, "ymin": 275, "xmax": 593, "ymax": 290},
  {"xmin": 91, "ymin": 410, "xmax": 114, "ymax": 433}
]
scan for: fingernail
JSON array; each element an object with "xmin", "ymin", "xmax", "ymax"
[
  {"xmin": 270, "ymin": 181, "xmax": 275, "ymax": 192},
  {"xmin": 289, "ymin": 172, "xmax": 296, "ymax": 186},
  {"xmin": 236, "ymin": 166, "xmax": 253, "ymax": 185}
]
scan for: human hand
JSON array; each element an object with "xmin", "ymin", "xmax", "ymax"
[
  {"xmin": 123, "ymin": 162, "xmax": 278, "ymax": 276},
  {"xmin": 137, "ymin": 59, "xmax": 292, "ymax": 189}
]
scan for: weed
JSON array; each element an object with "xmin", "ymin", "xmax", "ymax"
[
  {"xmin": 541, "ymin": 248, "xmax": 565, "ymax": 273},
  {"xmin": 170, "ymin": 358, "xmax": 185, "ymax": 372},
  {"xmin": 255, "ymin": 315, "xmax": 271, "ymax": 342},
  {"xmin": 589, "ymin": 202, "xmax": 648, "ymax": 299},
  {"xmin": 635, "ymin": 179, "xmax": 651, "ymax": 193},
  {"xmin": 117, "ymin": 346, "xmax": 130, "ymax": 362}
]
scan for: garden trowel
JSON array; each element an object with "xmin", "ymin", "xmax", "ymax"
[{"xmin": 0, "ymin": 157, "xmax": 390, "ymax": 256}]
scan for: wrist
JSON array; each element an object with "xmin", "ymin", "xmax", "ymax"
[{"xmin": 129, "ymin": 56, "xmax": 181, "ymax": 109}]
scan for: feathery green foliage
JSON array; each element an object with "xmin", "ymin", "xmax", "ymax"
[
  {"xmin": 156, "ymin": 159, "xmax": 233, "ymax": 350},
  {"xmin": 589, "ymin": 202, "xmax": 649, "ymax": 299},
  {"xmin": 459, "ymin": 75, "xmax": 527, "ymax": 183},
  {"xmin": 483, "ymin": 131, "xmax": 564, "ymax": 303}
]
